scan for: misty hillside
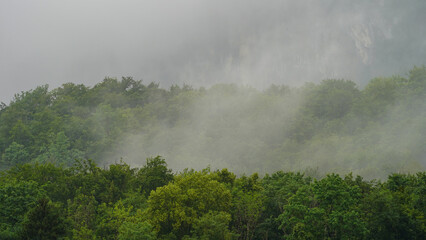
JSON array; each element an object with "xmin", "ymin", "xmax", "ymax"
[
  {"xmin": 2, "ymin": 1, "xmax": 426, "ymax": 102},
  {"xmin": 2, "ymin": 1, "xmax": 426, "ymax": 239},
  {"xmin": 1, "ymin": 66, "xmax": 425, "ymax": 179}
]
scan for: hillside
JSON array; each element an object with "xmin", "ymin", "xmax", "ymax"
[{"xmin": 1, "ymin": 66, "xmax": 425, "ymax": 178}]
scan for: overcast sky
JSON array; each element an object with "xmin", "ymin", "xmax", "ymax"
[{"xmin": 1, "ymin": 0, "xmax": 426, "ymax": 103}]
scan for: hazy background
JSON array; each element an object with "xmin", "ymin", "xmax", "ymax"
[{"xmin": 1, "ymin": 0, "xmax": 426, "ymax": 103}]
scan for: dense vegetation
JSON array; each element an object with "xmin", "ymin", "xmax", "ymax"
[
  {"xmin": 1, "ymin": 66, "xmax": 426, "ymax": 178},
  {"xmin": 0, "ymin": 158, "xmax": 424, "ymax": 239},
  {"xmin": 0, "ymin": 66, "xmax": 425, "ymax": 238}
]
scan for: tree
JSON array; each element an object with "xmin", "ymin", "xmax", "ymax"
[
  {"xmin": 136, "ymin": 156, "xmax": 174, "ymax": 196},
  {"xmin": 35, "ymin": 131, "xmax": 84, "ymax": 166},
  {"xmin": 278, "ymin": 174, "xmax": 368, "ymax": 239},
  {"xmin": 407, "ymin": 65, "xmax": 426, "ymax": 95},
  {"xmin": 304, "ymin": 79, "xmax": 360, "ymax": 120},
  {"xmin": 99, "ymin": 161, "xmax": 136, "ymax": 203},
  {"xmin": 20, "ymin": 198, "xmax": 66, "ymax": 240},
  {"xmin": 354, "ymin": 76, "xmax": 402, "ymax": 119},
  {"xmin": 147, "ymin": 171, "xmax": 231, "ymax": 238},
  {"xmin": 231, "ymin": 174, "xmax": 264, "ymax": 240},
  {"xmin": 0, "ymin": 180, "xmax": 46, "ymax": 238},
  {"xmin": 3, "ymin": 162, "xmax": 73, "ymax": 204},
  {"xmin": 8, "ymin": 120, "xmax": 32, "ymax": 147},
  {"xmin": 67, "ymin": 190, "xmax": 98, "ymax": 239},
  {"xmin": 189, "ymin": 211, "xmax": 237, "ymax": 240},
  {"xmin": 2, "ymin": 142, "xmax": 29, "ymax": 164},
  {"xmin": 118, "ymin": 220, "xmax": 156, "ymax": 240},
  {"xmin": 371, "ymin": 173, "xmax": 426, "ymax": 239},
  {"xmin": 278, "ymin": 185, "xmax": 327, "ymax": 240},
  {"xmin": 258, "ymin": 172, "xmax": 311, "ymax": 239},
  {"xmin": 96, "ymin": 201, "xmax": 131, "ymax": 240}
]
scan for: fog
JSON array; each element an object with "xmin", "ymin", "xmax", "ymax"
[
  {"xmin": 94, "ymin": 80, "xmax": 423, "ymax": 179},
  {"xmin": 1, "ymin": 1, "xmax": 425, "ymax": 177},
  {"xmin": 109, "ymin": 85, "xmax": 304, "ymax": 174},
  {"xmin": 2, "ymin": 0, "xmax": 426, "ymax": 103}
]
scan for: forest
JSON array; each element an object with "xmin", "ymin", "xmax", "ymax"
[
  {"xmin": 0, "ymin": 158, "xmax": 424, "ymax": 239},
  {"xmin": 0, "ymin": 66, "xmax": 425, "ymax": 239},
  {"xmin": 1, "ymin": 66, "xmax": 425, "ymax": 177}
]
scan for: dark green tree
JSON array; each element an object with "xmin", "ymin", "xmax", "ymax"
[
  {"xmin": 0, "ymin": 180, "xmax": 46, "ymax": 239},
  {"xmin": 231, "ymin": 173, "xmax": 264, "ymax": 240},
  {"xmin": 20, "ymin": 198, "xmax": 66, "ymax": 240},
  {"xmin": 136, "ymin": 156, "xmax": 173, "ymax": 196},
  {"xmin": 304, "ymin": 79, "xmax": 360, "ymax": 120}
]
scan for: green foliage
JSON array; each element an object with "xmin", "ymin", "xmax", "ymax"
[
  {"xmin": 2, "ymin": 142, "xmax": 29, "ymax": 164},
  {"xmin": 147, "ymin": 171, "xmax": 231, "ymax": 238},
  {"xmin": 95, "ymin": 201, "xmax": 131, "ymax": 240},
  {"xmin": 35, "ymin": 131, "xmax": 84, "ymax": 166},
  {"xmin": 67, "ymin": 190, "xmax": 98, "ymax": 239},
  {"xmin": 68, "ymin": 159, "xmax": 109, "ymax": 203},
  {"xmin": 0, "ymin": 66, "xmax": 425, "ymax": 239},
  {"xmin": 118, "ymin": 221, "xmax": 156, "ymax": 240},
  {"xmin": 304, "ymin": 79, "xmax": 360, "ymax": 120},
  {"xmin": 100, "ymin": 161, "xmax": 136, "ymax": 203},
  {"xmin": 0, "ymin": 160, "xmax": 424, "ymax": 239},
  {"xmin": 0, "ymin": 67, "xmax": 424, "ymax": 177},
  {"xmin": 257, "ymin": 172, "xmax": 311, "ymax": 238},
  {"xmin": 231, "ymin": 173, "xmax": 264, "ymax": 240},
  {"xmin": 278, "ymin": 174, "xmax": 369, "ymax": 239},
  {"xmin": 3, "ymin": 162, "xmax": 73, "ymax": 203},
  {"xmin": 378, "ymin": 173, "xmax": 426, "ymax": 239},
  {"xmin": 407, "ymin": 65, "xmax": 426, "ymax": 95},
  {"xmin": 189, "ymin": 211, "xmax": 237, "ymax": 240},
  {"xmin": 0, "ymin": 180, "xmax": 46, "ymax": 238},
  {"xmin": 214, "ymin": 168, "xmax": 236, "ymax": 186},
  {"xmin": 20, "ymin": 198, "xmax": 66, "ymax": 240},
  {"xmin": 136, "ymin": 156, "xmax": 174, "ymax": 196},
  {"xmin": 8, "ymin": 120, "xmax": 32, "ymax": 147},
  {"xmin": 354, "ymin": 76, "xmax": 402, "ymax": 119}
]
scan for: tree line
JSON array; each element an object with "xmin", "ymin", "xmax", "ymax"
[
  {"xmin": 1, "ymin": 66, "xmax": 425, "ymax": 178},
  {"xmin": 0, "ymin": 157, "xmax": 424, "ymax": 239}
]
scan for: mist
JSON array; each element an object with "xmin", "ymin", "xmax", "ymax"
[
  {"xmin": 1, "ymin": 1, "xmax": 426, "ymax": 178},
  {"xmin": 110, "ymin": 85, "xmax": 303, "ymax": 172},
  {"xmin": 101, "ymin": 79, "xmax": 425, "ymax": 179},
  {"xmin": 2, "ymin": 0, "xmax": 426, "ymax": 103}
]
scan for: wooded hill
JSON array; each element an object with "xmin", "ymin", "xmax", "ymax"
[
  {"xmin": 1, "ymin": 66, "xmax": 425, "ymax": 178},
  {"xmin": 0, "ymin": 66, "xmax": 425, "ymax": 239}
]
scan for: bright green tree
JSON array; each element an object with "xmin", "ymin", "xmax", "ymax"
[
  {"xmin": 188, "ymin": 211, "xmax": 237, "ymax": 240},
  {"xmin": 147, "ymin": 171, "xmax": 231, "ymax": 238},
  {"xmin": 118, "ymin": 220, "xmax": 156, "ymax": 240},
  {"xmin": 95, "ymin": 200, "xmax": 132, "ymax": 240}
]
